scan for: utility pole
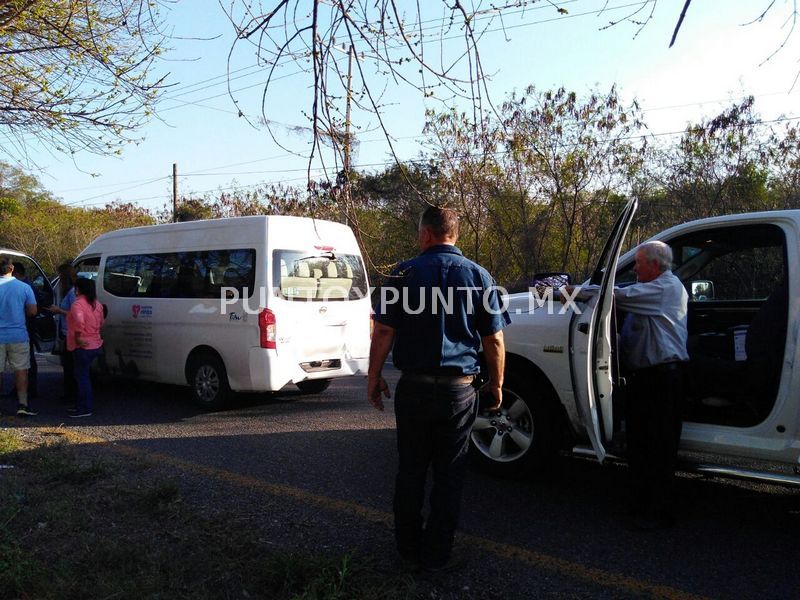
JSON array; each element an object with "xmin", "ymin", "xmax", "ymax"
[
  {"xmin": 342, "ymin": 45, "xmax": 354, "ymax": 227},
  {"xmin": 172, "ymin": 163, "xmax": 178, "ymax": 223}
]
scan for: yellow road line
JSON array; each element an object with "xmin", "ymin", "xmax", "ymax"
[{"xmin": 49, "ymin": 427, "xmax": 709, "ymax": 600}]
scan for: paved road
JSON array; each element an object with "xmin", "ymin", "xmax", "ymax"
[{"xmin": 3, "ymin": 357, "xmax": 799, "ymax": 599}]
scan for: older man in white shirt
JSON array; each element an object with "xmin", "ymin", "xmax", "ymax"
[
  {"xmin": 565, "ymin": 240, "xmax": 688, "ymax": 529},
  {"xmin": 615, "ymin": 241, "xmax": 688, "ymax": 529}
]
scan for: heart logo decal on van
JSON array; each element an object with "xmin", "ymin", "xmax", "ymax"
[{"xmin": 132, "ymin": 304, "xmax": 141, "ymax": 318}]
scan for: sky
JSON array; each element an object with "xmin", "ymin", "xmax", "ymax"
[{"xmin": 13, "ymin": 0, "xmax": 800, "ymax": 214}]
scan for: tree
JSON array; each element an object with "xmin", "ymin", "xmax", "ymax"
[
  {"xmin": 422, "ymin": 87, "xmax": 647, "ymax": 280},
  {"xmin": 217, "ymin": 1, "xmax": 795, "ymax": 181},
  {"xmin": 0, "ymin": 159, "xmax": 54, "ymax": 213},
  {"xmin": 768, "ymin": 123, "xmax": 800, "ymax": 209},
  {"xmin": 0, "ymin": 0, "xmax": 170, "ymax": 161},
  {"xmin": 0, "ymin": 162, "xmax": 154, "ymax": 271},
  {"xmin": 351, "ymin": 161, "xmax": 444, "ymax": 277},
  {"xmin": 648, "ymin": 97, "xmax": 772, "ymax": 231}
]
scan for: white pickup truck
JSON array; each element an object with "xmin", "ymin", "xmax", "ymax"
[{"xmin": 471, "ymin": 200, "xmax": 800, "ymax": 486}]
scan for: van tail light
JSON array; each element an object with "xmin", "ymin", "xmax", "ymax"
[
  {"xmin": 259, "ymin": 308, "xmax": 276, "ymax": 349},
  {"xmin": 370, "ymin": 309, "xmax": 375, "ymax": 339}
]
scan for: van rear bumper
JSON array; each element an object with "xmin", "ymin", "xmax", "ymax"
[{"xmin": 244, "ymin": 348, "xmax": 368, "ymax": 391}]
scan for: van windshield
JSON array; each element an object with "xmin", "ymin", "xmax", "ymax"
[{"xmin": 273, "ymin": 250, "xmax": 368, "ymax": 301}]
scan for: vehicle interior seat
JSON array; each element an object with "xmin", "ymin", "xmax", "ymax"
[
  {"xmin": 688, "ymin": 279, "xmax": 788, "ymax": 424},
  {"xmin": 280, "ymin": 261, "xmax": 317, "ymax": 300},
  {"xmin": 317, "ymin": 261, "xmax": 352, "ymax": 300}
]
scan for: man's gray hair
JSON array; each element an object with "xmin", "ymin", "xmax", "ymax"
[{"xmin": 638, "ymin": 241, "xmax": 673, "ymax": 272}]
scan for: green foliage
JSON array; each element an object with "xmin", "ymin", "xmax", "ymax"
[
  {"xmin": 4, "ymin": 89, "xmax": 800, "ymax": 286},
  {"xmin": 357, "ymin": 90, "xmax": 800, "ymax": 285},
  {"xmin": 0, "ymin": 430, "xmax": 24, "ymax": 454},
  {"xmin": 174, "ymin": 197, "xmax": 217, "ymax": 222},
  {"xmin": 0, "ymin": 0, "xmax": 170, "ymax": 160},
  {"xmin": 0, "ymin": 161, "xmax": 154, "ymax": 273},
  {"xmin": 419, "ymin": 86, "xmax": 648, "ymax": 282},
  {"xmin": 352, "ymin": 162, "xmax": 446, "ymax": 279}
]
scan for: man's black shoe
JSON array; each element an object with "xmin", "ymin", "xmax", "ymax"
[
  {"xmin": 422, "ymin": 553, "xmax": 465, "ymax": 573},
  {"xmin": 397, "ymin": 557, "xmax": 421, "ymax": 573}
]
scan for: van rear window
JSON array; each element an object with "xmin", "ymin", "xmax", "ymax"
[
  {"xmin": 104, "ymin": 249, "xmax": 255, "ymax": 298},
  {"xmin": 273, "ymin": 250, "xmax": 368, "ymax": 301}
]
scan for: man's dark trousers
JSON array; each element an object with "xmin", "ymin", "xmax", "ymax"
[
  {"xmin": 626, "ymin": 363, "xmax": 685, "ymax": 517},
  {"xmin": 60, "ymin": 348, "xmax": 77, "ymax": 402},
  {"xmin": 393, "ymin": 377, "xmax": 476, "ymax": 567}
]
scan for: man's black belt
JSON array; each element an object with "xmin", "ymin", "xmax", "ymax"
[
  {"xmin": 400, "ymin": 373, "xmax": 475, "ymax": 385},
  {"xmin": 635, "ymin": 361, "xmax": 683, "ymax": 374}
]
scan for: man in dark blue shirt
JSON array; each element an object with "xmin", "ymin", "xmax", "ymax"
[{"xmin": 369, "ymin": 206, "xmax": 509, "ymax": 571}]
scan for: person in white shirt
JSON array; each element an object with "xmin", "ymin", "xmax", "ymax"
[
  {"xmin": 615, "ymin": 241, "xmax": 688, "ymax": 530},
  {"xmin": 565, "ymin": 241, "xmax": 688, "ymax": 530}
]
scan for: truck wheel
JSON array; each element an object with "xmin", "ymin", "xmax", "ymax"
[
  {"xmin": 470, "ymin": 370, "xmax": 559, "ymax": 477},
  {"xmin": 189, "ymin": 352, "xmax": 230, "ymax": 409},
  {"xmin": 295, "ymin": 379, "xmax": 332, "ymax": 394}
]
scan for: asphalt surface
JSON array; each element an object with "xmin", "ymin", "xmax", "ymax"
[{"xmin": 2, "ymin": 356, "xmax": 799, "ymax": 599}]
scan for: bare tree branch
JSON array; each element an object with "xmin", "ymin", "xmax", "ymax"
[{"xmin": 669, "ymin": 0, "xmax": 692, "ymax": 48}]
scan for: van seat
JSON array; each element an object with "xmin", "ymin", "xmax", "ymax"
[
  {"xmin": 318, "ymin": 277, "xmax": 352, "ymax": 300},
  {"xmin": 281, "ymin": 261, "xmax": 317, "ymax": 299}
]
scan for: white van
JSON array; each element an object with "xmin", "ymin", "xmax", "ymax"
[
  {"xmin": 472, "ymin": 201, "xmax": 800, "ymax": 486},
  {"xmin": 72, "ymin": 216, "xmax": 371, "ymax": 408}
]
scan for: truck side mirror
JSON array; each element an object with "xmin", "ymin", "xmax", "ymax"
[{"xmin": 690, "ymin": 280, "xmax": 714, "ymax": 301}]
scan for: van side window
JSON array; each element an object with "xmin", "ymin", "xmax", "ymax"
[
  {"xmin": 104, "ymin": 250, "xmax": 256, "ymax": 298},
  {"xmin": 104, "ymin": 255, "xmax": 142, "ymax": 297},
  {"xmin": 74, "ymin": 257, "xmax": 101, "ymax": 281}
]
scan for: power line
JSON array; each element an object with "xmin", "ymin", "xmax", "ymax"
[
  {"xmin": 71, "ymin": 173, "xmax": 318, "ymax": 209},
  {"xmin": 63, "ymin": 176, "xmax": 172, "ymax": 207},
  {"xmin": 152, "ymin": 0, "xmax": 610, "ymax": 117},
  {"xmin": 12, "ymin": 0, "xmax": 798, "ymax": 202},
  {"xmin": 64, "ymin": 113, "xmax": 800, "ymax": 209}
]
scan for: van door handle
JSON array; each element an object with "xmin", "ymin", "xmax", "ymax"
[{"xmin": 578, "ymin": 323, "xmax": 589, "ymax": 335}]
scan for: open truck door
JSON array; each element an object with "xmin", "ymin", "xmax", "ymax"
[{"xmin": 568, "ymin": 199, "xmax": 638, "ymax": 462}]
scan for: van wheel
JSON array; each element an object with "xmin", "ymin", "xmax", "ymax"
[
  {"xmin": 189, "ymin": 352, "xmax": 230, "ymax": 409},
  {"xmin": 470, "ymin": 371, "xmax": 559, "ymax": 477},
  {"xmin": 295, "ymin": 379, "xmax": 332, "ymax": 394}
]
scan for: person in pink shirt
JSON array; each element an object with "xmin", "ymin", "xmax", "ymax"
[{"xmin": 66, "ymin": 278, "xmax": 105, "ymax": 418}]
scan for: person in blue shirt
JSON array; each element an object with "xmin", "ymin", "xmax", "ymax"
[
  {"xmin": 0, "ymin": 256, "xmax": 38, "ymax": 416},
  {"xmin": 11, "ymin": 262, "xmax": 40, "ymax": 400},
  {"xmin": 369, "ymin": 206, "xmax": 509, "ymax": 571}
]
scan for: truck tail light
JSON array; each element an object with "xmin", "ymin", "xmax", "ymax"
[{"xmin": 259, "ymin": 308, "xmax": 276, "ymax": 349}]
